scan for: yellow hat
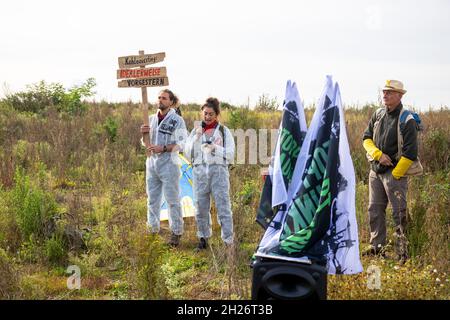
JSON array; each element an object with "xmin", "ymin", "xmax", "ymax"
[{"xmin": 383, "ymin": 79, "xmax": 407, "ymax": 94}]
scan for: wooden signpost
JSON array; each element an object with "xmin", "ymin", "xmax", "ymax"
[{"xmin": 117, "ymin": 50, "xmax": 169, "ymax": 152}]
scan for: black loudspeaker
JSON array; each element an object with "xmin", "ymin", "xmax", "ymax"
[{"xmin": 251, "ymin": 257, "xmax": 327, "ymax": 300}]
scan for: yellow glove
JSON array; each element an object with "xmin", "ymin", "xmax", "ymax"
[
  {"xmin": 363, "ymin": 139, "xmax": 382, "ymax": 161},
  {"xmin": 392, "ymin": 156, "xmax": 414, "ymax": 179}
]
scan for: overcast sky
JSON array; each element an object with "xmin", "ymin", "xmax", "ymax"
[{"xmin": 1, "ymin": 0, "xmax": 449, "ymax": 110}]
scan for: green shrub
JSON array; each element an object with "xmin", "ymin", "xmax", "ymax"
[
  {"xmin": 3, "ymin": 78, "xmax": 96, "ymax": 115},
  {"xmin": 254, "ymin": 93, "xmax": 279, "ymax": 111},
  {"xmin": 67, "ymin": 252, "xmax": 102, "ymax": 278},
  {"xmin": 91, "ymin": 194, "xmax": 115, "ymax": 225},
  {"xmin": 228, "ymin": 108, "xmax": 260, "ymax": 130},
  {"xmin": 45, "ymin": 234, "xmax": 67, "ymax": 265},
  {"xmin": 11, "ymin": 169, "xmax": 59, "ymax": 240},
  {"xmin": 17, "ymin": 236, "xmax": 44, "ymax": 263},
  {"xmin": 3, "ymin": 81, "xmax": 65, "ymax": 114},
  {"xmin": 238, "ymin": 180, "xmax": 258, "ymax": 206},
  {"xmin": 60, "ymin": 78, "xmax": 96, "ymax": 115},
  {"xmin": 90, "ymin": 222, "xmax": 122, "ymax": 268},
  {"xmin": 129, "ymin": 230, "xmax": 168, "ymax": 299},
  {"xmin": 103, "ymin": 116, "xmax": 119, "ymax": 143},
  {"xmin": 160, "ymin": 253, "xmax": 197, "ymax": 299}
]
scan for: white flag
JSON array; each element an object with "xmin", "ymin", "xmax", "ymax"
[
  {"xmin": 257, "ymin": 76, "xmax": 363, "ymax": 275},
  {"xmin": 256, "ymin": 80, "xmax": 307, "ymax": 252},
  {"xmin": 325, "ymin": 81, "xmax": 363, "ymax": 274},
  {"xmin": 271, "ymin": 80, "xmax": 308, "ymax": 207}
]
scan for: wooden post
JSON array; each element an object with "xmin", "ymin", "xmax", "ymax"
[{"xmin": 139, "ymin": 50, "xmax": 151, "ymax": 156}]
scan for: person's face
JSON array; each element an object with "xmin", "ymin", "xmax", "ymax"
[
  {"xmin": 158, "ymin": 92, "xmax": 172, "ymax": 110},
  {"xmin": 383, "ymin": 90, "xmax": 403, "ymax": 109},
  {"xmin": 202, "ymin": 107, "xmax": 217, "ymax": 125}
]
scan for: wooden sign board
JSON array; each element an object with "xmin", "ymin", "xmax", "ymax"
[
  {"xmin": 118, "ymin": 76, "xmax": 169, "ymax": 88},
  {"xmin": 117, "ymin": 67, "xmax": 167, "ymax": 79},
  {"xmin": 118, "ymin": 52, "xmax": 165, "ymax": 69}
]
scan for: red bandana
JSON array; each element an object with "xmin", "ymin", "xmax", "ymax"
[{"xmin": 203, "ymin": 121, "xmax": 218, "ymax": 136}]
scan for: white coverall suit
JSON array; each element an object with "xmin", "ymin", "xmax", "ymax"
[
  {"xmin": 145, "ymin": 108, "xmax": 187, "ymax": 235},
  {"xmin": 184, "ymin": 123, "xmax": 235, "ymax": 244}
]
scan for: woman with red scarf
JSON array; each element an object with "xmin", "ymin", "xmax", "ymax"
[{"xmin": 185, "ymin": 98, "xmax": 235, "ymax": 250}]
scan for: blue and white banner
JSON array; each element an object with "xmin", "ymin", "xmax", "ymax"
[
  {"xmin": 256, "ymin": 76, "xmax": 362, "ymax": 275},
  {"xmin": 161, "ymin": 154, "xmax": 195, "ymax": 221}
]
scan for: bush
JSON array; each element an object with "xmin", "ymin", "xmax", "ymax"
[
  {"xmin": 17, "ymin": 236, "xmax": 45, "ymax": 264},
  {"xmin": 255, "ymin": 94, "xmax": 279, "ymax": 112},
  {"xmin": 228, "ymin": 108, "xmax": 260, "ymax": 130},
  {"xmin": 90, "ymin": 222, "xmax": 121, "ymax": 268},
  {"xmin": 45, "ymin": 233, "xmax": 67, "ymax": 265},
  {"xmin": 60, "ymin": 78, "xmax": 96, "ymax": 115},
  {"xmin": 160, "ymin": 253, "xmax": 197, "ymax": 299},
  {"xmin": 3, "ymin": 78, "xmax": 96, "ymax": 115},
  {"xmin": 103, "ymin": 116, "xmax": 119, "ymax": 143},
  {"xmin": 11, "ymin": 169, "xmax": 59, "ymax": 240},
  {"xmin": 3, "ymin": 81, "xmax": 65, "ymax": 114},
  {"xmin": 129, "ymin": 228, "xmax": 168, "ymax": 299},
  {"xmin": 237, "ymin": 180, "xmax": 258, "ymax": 206}
]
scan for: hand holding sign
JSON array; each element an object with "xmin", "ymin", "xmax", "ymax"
[
  {"xmin": 140, "ymin": 125, "xmax": 150, "ymax": 134},
  {"xmin": 148, "ymin": 144, "xmax": 164, "ymax": 154}
]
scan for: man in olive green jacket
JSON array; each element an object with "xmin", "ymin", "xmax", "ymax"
[{"xmin": 362, "ymin": 80, "xmax": 419, "ymax": 263}]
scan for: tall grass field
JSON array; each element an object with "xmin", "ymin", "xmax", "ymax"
[{"xmin": 0, "ymin": 82, "xmax": 448, "ymax": 299}]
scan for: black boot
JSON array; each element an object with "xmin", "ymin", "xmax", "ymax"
[
  {"xmin": 168, "ymin": 233, "xmax": 181, "ymax": 247},
  {"xmin": 195, "ymin": 237, "xmax": 207, "ymax": 251}
]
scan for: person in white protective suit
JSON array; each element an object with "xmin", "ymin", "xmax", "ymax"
[
  {"xmin": 184, "ymin": 97, "xmax": 235, "ymax": 250},
  {"xmin": 140, "ymin": 89, "xmax": 187, "ymax": 247}
]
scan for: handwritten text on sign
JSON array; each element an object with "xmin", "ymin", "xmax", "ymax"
[
  {"xmin": 118, "ymin": 77, "xmax": 169, "ymax": 88},
  {"xmin": 118, "ymin": 52, "xmax": 165, "ymax": 69},
  {"xmin": 117, "ymin": 67, "xmax": 167, "ymax": 79}
]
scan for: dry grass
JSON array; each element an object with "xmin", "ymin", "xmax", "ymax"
[{"xmin": 0, "ymin": 101, "xmax": 448, "ymax": 300}]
